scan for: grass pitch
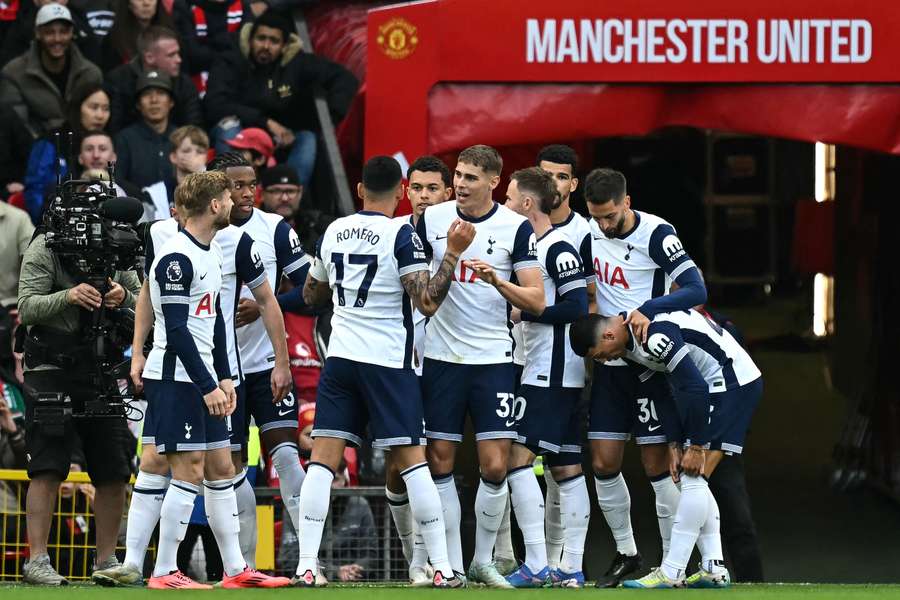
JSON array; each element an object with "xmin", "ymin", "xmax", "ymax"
[{"xmin": 1, "ymin": 584, "xmax": 899, "ymax": 599}]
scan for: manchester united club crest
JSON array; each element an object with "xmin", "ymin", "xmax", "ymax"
[{"xmin": 377, "ymin": 18, "xmax": 418, "ymax": 60}]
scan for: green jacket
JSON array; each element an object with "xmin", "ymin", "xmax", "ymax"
[{"xmin": 17, "ymin": 234, "xmax": 141, "ymax": 369}]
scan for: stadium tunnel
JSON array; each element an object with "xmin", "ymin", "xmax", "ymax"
[{"xmin": 307, "ymin": 0, "xmax": 900, "ymax": 583}]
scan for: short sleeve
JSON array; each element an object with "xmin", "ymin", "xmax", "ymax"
[
  {"xmin": 395, "ymin": 223, "xmax": 429, "ymax": 277},
  {"xmin": 414, "ymin": 212, "xmax": 433, "ymax": 259},
  {"xmin": 153, "ymin": 252, "xmax": 193, "ymax": 303},
  {"xmin": 273, "ymin": 219, "xmax": 311, "ymax": 276},
  {"xmin": 143, "ymin": 221, "xmax": 157, "ymax": 277},
  {"xmin": 644, "ymin": 320, "xmax": 689, "ymax": 372},
  {"xmin": 647, "ymin": 223, "xmax": 697, "ymax": 281},
  {"xmin": 546, "ymin": 240, "xmax": 586, "ymax": 296},
  {"xmin": 512, "ymin": 219, "xmax": 540, "ymax": 271},
  {"xmin": 235, "ymin": 232, "xmax": 266, "ymax": 289},
  {"xmin": 309, "ymin": 237, "xmax": 328, "ymax": 282}
]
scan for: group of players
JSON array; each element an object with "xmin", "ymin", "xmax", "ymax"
[{"xmin": 92, "ymin": 142, "xmax": 763, "ymax": 590}]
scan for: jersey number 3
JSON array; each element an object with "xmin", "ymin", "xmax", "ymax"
[{"xmin": 331, "ymin": 253, "xmax": 378, "ymax": 308}]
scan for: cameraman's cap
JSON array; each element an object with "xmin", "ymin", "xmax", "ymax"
[
  {"xmin": 135, "ymin": 70, "xmax": 173, "ymax": 95},
  {"xmin": 261, "ymin": 164, "xmax": 300, "ymax": 188},
  {"xmin": 36, "ymin": 3, "xmax": 74, "ymax": 27}
]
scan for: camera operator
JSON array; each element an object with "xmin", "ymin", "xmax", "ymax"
[{"xmin": 16, "ymin": 228, "xmax": 141, "ymax": 585}]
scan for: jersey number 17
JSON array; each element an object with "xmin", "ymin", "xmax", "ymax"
[{"xmin": 331, "ymin": 253, "xmax": 378, "ymax": 308}]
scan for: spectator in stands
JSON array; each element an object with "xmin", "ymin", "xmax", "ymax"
[
  {"xmin": 226, "ymin": 126, "xmax": 276, "ymax": 175},
  {"xmin": 174, "ymin": 0, "xmax": 246, "ymax": 89},
  {"xmin": 0, "ymin": 106, "xmax": 32, "ymax": 201},
  {"xmin": 0, "ymin": 3, "xmax": 102, "ymax": 140},
  {"xmin": 101, "ymin": 0, "xmax": 191, "ymax": 72},
  {"xmin": 0, "ymin": 0, "xmax": 102, "ymax": 68},
  {"xmin": 75, "ymin": 131, "xmax": 153, "ymax": 218},
  {"xmin": 260, "ymin": 163, "xmax": 333, "ymax": 251},
  {"xmin": 105, "ymin": 26, "xmax": 203, "ymax": 134},
  {"xmin": 205, "ymin": 11, "xmax": 358, "ymax": 187},
  {"xmin": 144, "ymin": 125, "xmax": 208, "ymax": 219},
  {"xmin": 22, "ymin": 81, "xmax": 110, "ymax": 223},
  {"xmin": 113, "ymin": 69, "xmax": 176, "ymax": 189},
  {"xmin": 0, "ymin": 200, "xmax": 35, "ymax": 308}
]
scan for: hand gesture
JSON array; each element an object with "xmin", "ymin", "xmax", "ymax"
[
  {"xmin": 668, "ymin": 443, "xmax": 682, "ymax": 483},
  {"xmin": 625, "ymin": 309, "xmax": 651, "ymax": 344},
  {"xmin": 270, "ymin": 364, "xmax": 292, "ymax": 404},
  {"xmin": 204, "ymin": 387, "xmax": 229, "ymax": 417},
  {"xmin": 235, "ymin": 298, "xmax": 261, "ymax": 328},
  {"xmin": 104, "ymin": 278, "xmax": 126, "ymax": 307},
  {"xmin": 67, "ymin": 283, "xmax": 102, "ymax": 311},
  {"xmin": 464, "ymin": 258, "xmax": 499, "ymax": 287},
  {"xmin": 219, "ymin": 378, "xmax": 237, "ymax": 416},
  {"xmin": 130, "ymin": 352, "xmax": 146, "ymax": 394},
  {"xmin": 681, "ymin": 445, "xmax": 706, "ymax": 477},
  {"xmin": 445, "ymin": 219, "xmax": 476, "ymax": 255}
]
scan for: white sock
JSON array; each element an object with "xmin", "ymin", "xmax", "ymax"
[
  {"xmin": 558, "ymin": 474, "xmax": 590, "ymax": 574},
  {"xmin": 124, "ymin": 471, "xmax": 169, "ymax": 570},
  {"xmin": 402, "ymin": 463, "xmax": 453, "ymax": 578},
  {"xmin": 386, "ymin": 487, "xmax": 414, "ymax": 563},
  {"xmin": 494, "ymin": 494, "xmax": 515, "ymax": 562},
  {"xmin": 204, "ymin": 479, "xmax": 246, "ymax": 577},
  {"xmin": 508, "ymin": 466, "xmax": 547, "ymax": 572},
  {"xmin": 233, "ymin": 468, "xmax": 257, "ymax": 568},
  {"xmin": 650, "ymin": 473, "xmax": 681, "ymax": 557},
  {"xmin": 662, "ymin": 475, "xmax": 709, "ymax": 580},
  {"xmin": 472, "ymin": 477, "xmax": 508, "ymax": 567},
  {"xmin": 295, "ymin": 463, "xmax": 333, "ymax": 575},
  {"xmin": 434, "ymin": 473, "xmax": 463, "ymax": 574},
  {"xmin": 594, "ymin": 472, "xmax": 638, "ymax": 556},
  {"xmin": 697, "ymin": 487, "xmax": 726, "ymax": 574},
  {"xmin": 270, "ymin": 442, "xmax": 305, "ymax": 531},
  {"xmin": 543, "ymin": 471, "xmax": 563, "ymax": 570},
  {"xmin": 152, "ymin": 479, "xmax": 197, "ymax": 577},
  {"xmin": 410, "ymin": 532, "xmax": 428, "ymax": 571}
]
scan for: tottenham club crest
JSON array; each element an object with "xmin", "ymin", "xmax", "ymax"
[{"xmin": 166, "ymin": 260, "xmax": 183, "ymax": 282}]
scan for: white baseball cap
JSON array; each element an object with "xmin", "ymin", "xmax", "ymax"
[{"xmin": 35, "ymin": 3, "xmax": 74, "ymax": 27}]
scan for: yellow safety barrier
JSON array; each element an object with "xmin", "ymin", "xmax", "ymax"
[{"xmin": 0, "ymin": 469, "xmax": 144, "ymax": 581}]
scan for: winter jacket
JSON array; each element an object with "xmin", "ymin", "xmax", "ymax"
[
  {"xmin": 0, "ymin": 42, "xmax": 102, "ymax": 139},
  {"xmin": 0, "ymin": 105, "xmax": 32, "ymax": 192},
  {"xmin": 113, "ymin": 120, "xmax": 176, "ymax": 189},
  {"xmin": 0, "ymin": 0, "xmax": 102, "ymax": 68},
  {"xmin": 204, "ymin": 22, "xmax": 358, "ymax": 132},
  {"xmin": 104, "ymin": 58, "xmax": 204, "ymax": 134}
]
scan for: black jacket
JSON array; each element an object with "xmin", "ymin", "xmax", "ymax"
[
  {"xmin": 0, "ymin": 105, "xmax": 32, "ymax": 190},
  {"xmin": 113, "ymin": 121, "xmax": 176, "ymax": 189},
  {"xmin": 0, "ymin": 0, "xmax": 102, "ymax": 68},
  {"xmin": 104, "ymin": 58, "xmax": 204, "ymax": 134},
  {"xmin": 174, "ymin": 0, "xmax": 247, "ymax": 75},
  {"xmin": 204, "ymin": 23, "xmax": 358, "ymax": 131}
]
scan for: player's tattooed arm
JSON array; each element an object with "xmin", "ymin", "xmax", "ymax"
[
  {"xmin": 401, "ymin": 251, "xmax": 460, "ymax": 317},
  {"xmin": 303, "ymin": 274, "xmax": 331, "ymax": 307}
]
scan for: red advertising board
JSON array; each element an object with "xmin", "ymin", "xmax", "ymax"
[{"xmin": 365, "ymin": 0, "xmax": 900, "ymax": 171}]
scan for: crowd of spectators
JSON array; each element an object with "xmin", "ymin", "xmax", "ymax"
[{"xmin": 0, "ymin": 0, "xmax": 358, "ymax": 226}]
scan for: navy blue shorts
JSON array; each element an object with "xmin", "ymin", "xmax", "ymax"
[
  {"xmin": 243, "ymin": 369, "xmax": 298, "ymax": 434},
  {"xmin": 515, "ymin": 385, "xmax": 583, "ymax": 457},
  {"xmin": 421, "ymin": 358, "xmax": 517, "ymax": 442},
  {"xmin": 313, "ymin": 357, "xmax": 425, "ymax": 449},
  {"xmin": 704, "ymin": 377, "xmax": 763, "ymax": 454},
  {"xmin": 588, "ymin": 363, "xmax": 672, "ymax": 445},
  {"xmin": 226, "ymin": 383, "xmax": 246, "ymax": 452},
  {"xmin": 142, "ymin": 379, "xmax": 230, "ymax": 454}
]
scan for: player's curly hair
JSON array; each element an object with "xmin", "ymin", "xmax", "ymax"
[{"xmin": 207, "ymin": 151, "xmax": 252, "ymax": 173}]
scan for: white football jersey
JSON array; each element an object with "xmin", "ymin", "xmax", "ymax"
[
  {"xmin": 520, "ymin": 229, "xmax": 587, "ymax": 388},
  {"xmin": 234, "ymin": 208, "xmax": 310, "ymax": 374},
  {"xmin": 312, "ymin": 210, "xmax": 429, "ymax": 369},
  {"xmin": 144, "ymin": 219, "xmax": 266, "ymax": 380},
  {"xmin": 626, "ymin": 309, "xmax": 762, "ymax": 392},
  {"xmin": 590, "ymin": 210, "xmax": 697, "ymax": 315},
  {"xmin": 416, "ymin": 201, "xmax": 540, "ymax": 365},
  {"xmin": 144, "ymin": 230, "xmax": 223, "ymax": 385},
  {"xmin": 553, "ymin": 209, "xmax": 595, "ymax": 286}
]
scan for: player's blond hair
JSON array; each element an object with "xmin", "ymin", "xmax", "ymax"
[{"xmin": 175, "ymin": 171, "xmax": 230, "ymax": 218}]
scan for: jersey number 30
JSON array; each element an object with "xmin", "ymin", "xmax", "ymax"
[{"xmin": 331, "ymin": 253, "xmax": 378, "ymax": 308}]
